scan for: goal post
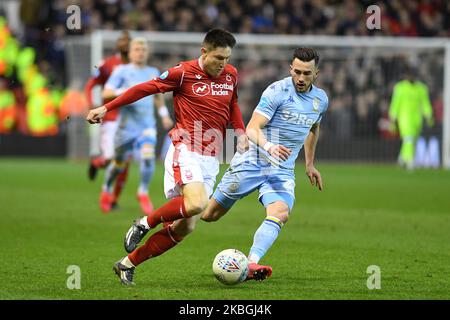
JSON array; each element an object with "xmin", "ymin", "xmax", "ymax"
[{"xmin": 443, "ymin": 42, "xmax": 450, "ymax": 169}]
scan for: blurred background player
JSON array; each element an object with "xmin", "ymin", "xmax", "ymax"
[
  {"xmin": 199, "ymin": 47, "xmax": 328, "ymax": 281},
  {"xmin": 85, "ymin": 31, "xmax": 131, "ymax": 209},
  {"xmin": 86, "ymin": 28, "xmax": 246, "ymax": 285},
  {"xmin": 99, "ymin": 37, "xmax": 173, "ymax": 214},
  {"xmin": 389, "ymin": 65, "xmax": 434, "ymax": 170}
]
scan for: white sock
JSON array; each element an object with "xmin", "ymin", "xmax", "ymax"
[
  {"xmin": 248, "ymin": 253, "xmax": 260, "ymax": 264},
  {"xmin": 140, "ymin": 216, "xmax": 150, "ymax": 230},
  {"xmin": 121, "ymin": 256, "xmax": 135, "ymax": 268},
  {"xmin": 138, "ymin": 186, "xmax": 147, "ymax": 195}
]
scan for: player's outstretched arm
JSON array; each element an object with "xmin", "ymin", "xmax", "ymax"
[
  {"xmin": 102, "ymin": 87, "xmax": 127, "ymax": 101},
  {"xmin": 86, "ymin": 80, "xmax": 165, "ymax": 125},
  {"xmin": 304, "ymin": 123, "xmax": 323, "ymax": 190},
  {"xmin": 106, "ymin": 81, "xmax": 164, "ymax": 111},
  {"xmin": 246, "ymin": 112, "xmax": 292, "ymax": 161}
]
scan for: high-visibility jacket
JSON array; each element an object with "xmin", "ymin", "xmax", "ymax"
[
  {"xmin": 0, "ymin": 21, "xmax": 18, "ymax": 77},
  {"xmin": 0, "ymin": 88, "xmax": 16, "ymax": 133},
  {"xmin": 389, "ymin": 80, "xmax": 433, "ymax": 137},
  {"xmin": 16, "ymin": 47, "xmax": 36, "ymax": 83},
  {"xmin": 24, "ymin": 67, "xmax": 47, "ymax": 96},
  {"xmin": 26, "ymin": 88, "xmax": 58, "ymax": 136}
]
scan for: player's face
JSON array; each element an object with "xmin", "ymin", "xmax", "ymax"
[
  {"xmin": 290, "ymin": 58, "xmax": 318, "ymax": 93},
  {"xmin": 129, "ymin": 43, "xmax": 149, "ymax": 66},
  {"xmin": 201, "ymin": 46, "xmax": 232, "ymax": 78}
]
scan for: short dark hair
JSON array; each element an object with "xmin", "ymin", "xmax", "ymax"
[
  {"xmin": 203, "ymin": 28, "xmax": 236, "ymax": 49},
  {"xmin": 292, "ymin": 47, "xmax": 320, "ymax": 67},
  {"xmin": 118, "ymin": 30, "xmax": 131, "ymax": 41},
  {"xmin": 402, "ymin": 64, "xmax": 417, "ymax": 79}
]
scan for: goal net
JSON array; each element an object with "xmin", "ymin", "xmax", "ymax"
[{"xmin": 65, "ymin": 31, "xmax": 449, "ymax": 168}]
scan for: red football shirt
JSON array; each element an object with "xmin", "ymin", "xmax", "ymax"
[
  {"xmin": 105, "ymin": 58, "xmax": 245, "ymax": 156},
  {"xmin": 84, "ymin": 54, "xmax": 123, "ymax": 121}
]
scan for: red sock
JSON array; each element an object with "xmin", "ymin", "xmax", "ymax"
[
  {"xmin": 113, "ymin": 164, "xmax": 129, "ymax": 202},
  {"xmin": 128, "ymin": 225, "xmax": 184, "ymax": 266},
  {"xmin": 146, "ymin": 196, "xmax": 187, "ymax": 228}
]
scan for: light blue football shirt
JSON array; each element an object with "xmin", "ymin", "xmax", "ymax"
[
  {"xmin": 248, "ymin": 76, "xmax": 329, "ymax": 170},
  {"xmin": 105, "ymin": 63, "xmax": 160, "ymax": 140}
]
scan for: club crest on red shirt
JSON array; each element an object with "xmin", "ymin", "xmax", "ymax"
[{"xmin": 192, "ymin": 82, "xmax": 210, "ymax": 96}]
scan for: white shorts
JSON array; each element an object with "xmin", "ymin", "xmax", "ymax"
[
  {"xmin": 164, "ymin": 143, "xmax": 219, "ymax": 199},
  {"xmin": 100, "ymin": 121, "xmax": 119, "ymax": 160}
]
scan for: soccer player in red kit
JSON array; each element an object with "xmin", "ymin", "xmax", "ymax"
[
  {"xmin": 85, "ymin": 31, "xmax": 131, "ymax": 211},
  {"xmin": 86, "ymin": 28, "xmax": 247, "ymax": 285}
]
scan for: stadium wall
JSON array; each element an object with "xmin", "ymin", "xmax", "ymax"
[{"xmin": 0, "ymin": 133, "xmax": 66, "ymax": 157}]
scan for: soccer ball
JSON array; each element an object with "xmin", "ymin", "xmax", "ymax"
[{"xmin": 212, "ymin": 249, "xmax": 249, "ymax": 285}]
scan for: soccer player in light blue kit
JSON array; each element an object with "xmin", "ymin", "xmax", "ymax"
[
  {"xmin": 100, "ymin": 38, "xmax": 173, "ymax": 214},
  {"xmin": 201, "ymin": 47, "xmax": 328, "ymax": 281}
]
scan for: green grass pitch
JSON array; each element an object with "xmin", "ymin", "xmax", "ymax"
[{"xmin": 1, "ymin": 158, "xmax": 449, "ymax": 300}]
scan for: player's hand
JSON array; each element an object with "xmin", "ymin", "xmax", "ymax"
[
  {"xmin": 268, "ymin": 145, "xmax": 292, "ymax": 161},
  {"xmin": 306, "ymin": 165, "xmax": 323, "ymax": 191},
  {"xmin": 237, "ymin": 134, "xmax": 249, "ymax": 154},
  {"xmin": 161, "ymin": 116, "xmax": 174, "ymax": 130},
  {"xmin": 86, "ymin": 106, "xmax": 107, "ymax": 124}
]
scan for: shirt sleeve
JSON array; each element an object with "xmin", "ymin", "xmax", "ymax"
[
  {"xmin": 253, "ymin": 83, "xmax": 281, "ymax": 121},
  {"xmin": 104, "ymin": 66, "xmax": 124, "ymax": 90},
  {"xmin": 316, "ymin": 94, "xmax": 329, "ymax": 124},
  {"xmin": 104, "ymin": 65, "xmax": 181, "ymax": 112},
  {"xmin": 152, "ymin": 63, "xmax": 184, "ymax": 92}
]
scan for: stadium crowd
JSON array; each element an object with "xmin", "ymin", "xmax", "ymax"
[
  {"xmin": 0, "ymin": 0, "xmax": 446, "ymax": 137},
  {"xmin": 19, "ymin": 0, "xmax": 450, "ymax": 37}
]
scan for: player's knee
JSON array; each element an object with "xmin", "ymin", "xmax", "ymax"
[
  {"xmin": 271, "ymin": 213, "xmax": 289, "ymax": 225},
  {"xmin": 185, "ymin": 192, "xmax": 208, "ymax": 216},
  {"xmin": 171, "ymin": 221, "xmax": 197, "ymax": 236},
  {"xmin": 268, "ymin": 204, "xmax": 290, "ymax": 224},
  {"xmin": 189, "ymin": 202, "xmax": 208, "ymax": 216},
  {"xmin": 185, "ymin": 195, "xmax": 208, "ymax": 216},
  {"xmin": 173, "ymin": 225, "xmax": 194, "ymax": 237},
  {"xmin": 278, "ymin": 212, "xmax": 289, "ymax": 224},
  {"xmin": 184, "ymin": 222, "xmax": 197, "ymax": 235}
]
